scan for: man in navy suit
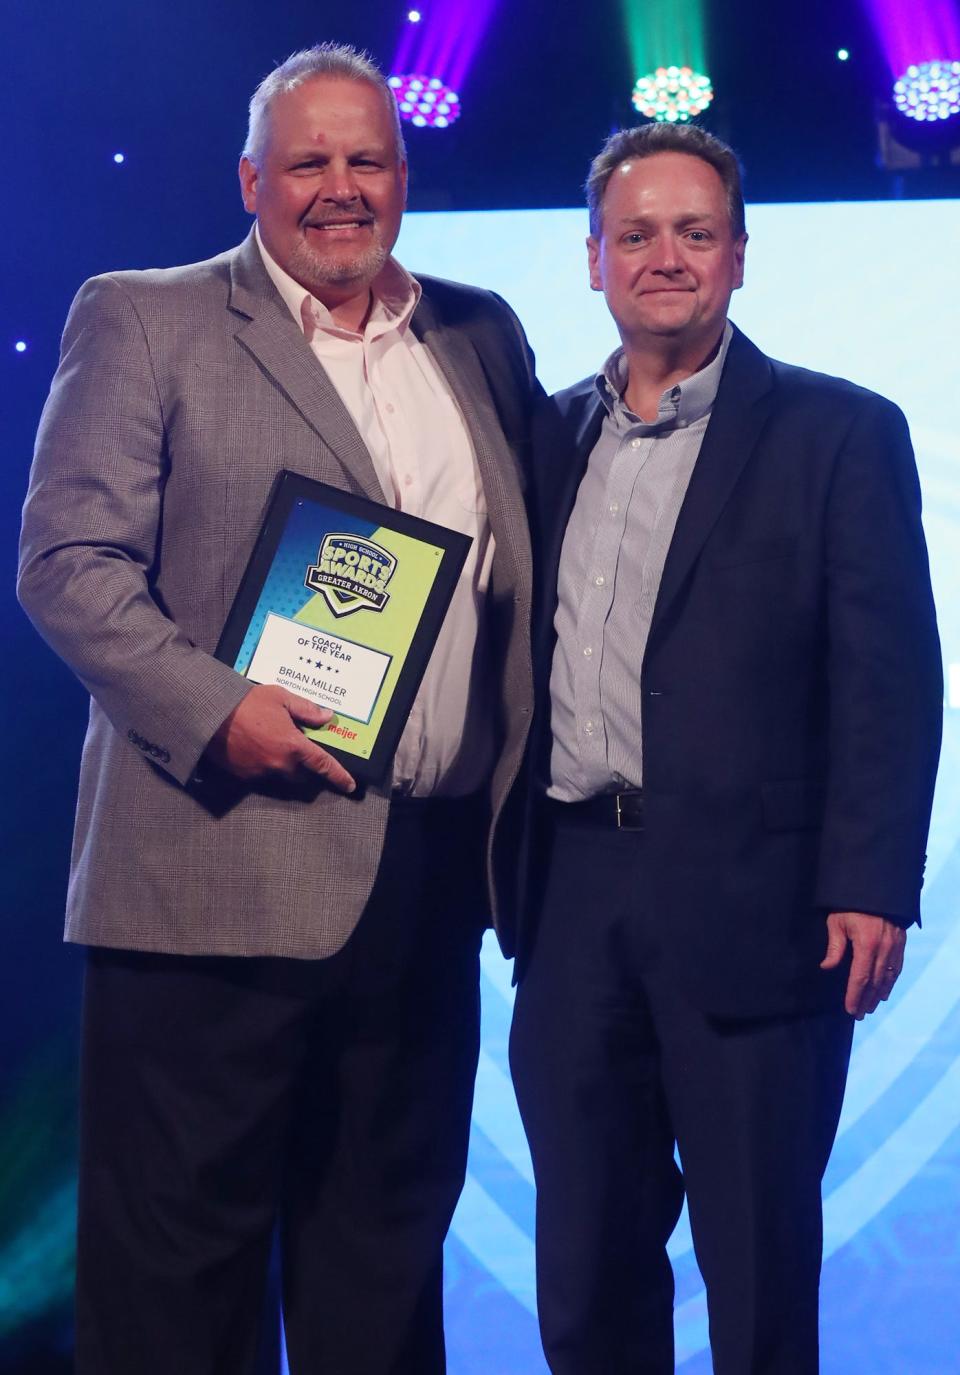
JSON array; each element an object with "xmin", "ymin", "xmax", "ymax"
[{"xmin": 509, "ymin": 123, "xmax": 942, "ymax": 1374}]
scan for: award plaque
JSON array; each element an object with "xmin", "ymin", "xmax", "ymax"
[{"xmin": 215, "ymin": 471, "xmax": 472, "ymax": 782}]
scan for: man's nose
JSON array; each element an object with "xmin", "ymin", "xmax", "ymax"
[
  {"xmin": 321, "ymin": 161, "xmax": 361, "ymax": 202},
  {"xmin": 648, "ymin": 234, "xmax": 684, "ymax": 273}
]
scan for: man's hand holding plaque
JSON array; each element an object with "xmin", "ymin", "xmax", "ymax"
[{"xmin": 207, "ymin": 683, "xmax": 356, "ymax": 792}]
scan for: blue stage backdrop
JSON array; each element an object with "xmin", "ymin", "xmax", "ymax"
[
  {"xmin": 396, "ymin": 199, "xmax": 957, "ymax": 1375},
  {"xmin": 2, "ymin": 200, "xmax": 957, "ymax": 1373}
]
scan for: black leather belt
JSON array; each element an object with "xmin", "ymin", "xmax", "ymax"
[{"xmin": 545, "ymin": 790, "xmax": 645, "ymax": 831}]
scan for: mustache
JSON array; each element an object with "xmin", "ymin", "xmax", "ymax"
[{"xmin": 301, "ymin": 206, "xmax": 375, "ymax": 230}]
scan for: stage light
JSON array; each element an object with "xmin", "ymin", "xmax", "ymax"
[
  {"xmin": 14, "ymin": 340, "xmax": 27, "ymax": 353},
  {"xmin": 632, "ymin": 66, "xmax": 714, "ymax": 122},
  {"xmin": 407, "ymin": 8, "xmax": 422, "ymax": 19},
  {"xmin": 113, "ymin": 152, "xmax": 125, "ymax": 164},
  {"xmin": 388, "ymin": 74, "xmax": 461, "ymax": 127},
  {"xmin": 893, "ymin": 60, "xmax": 960, "ymax": 122},
  {"xmin": 837, "ymin": 48, "xmax": 850, "ymax": 61}
]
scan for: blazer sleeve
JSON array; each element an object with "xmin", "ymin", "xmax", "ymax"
[
  {"xmin": 17, "ymin": 275, "xmax": 252, "ymax": 786},
  {"xmin": 815, "ymin": 393, "xmax": 943, "ymax": 924}
]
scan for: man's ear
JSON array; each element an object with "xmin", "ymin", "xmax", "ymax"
[
  {"xmin": 239, "ymin": 156, "xmax": 259, "ymax": 215},
  {"xmin": 732, "ymin": 232, "xmax": 748, "ymax": 290},
  {"xmin": 587, "ymin": 235, "xmax": 603, "ymax": 293}
]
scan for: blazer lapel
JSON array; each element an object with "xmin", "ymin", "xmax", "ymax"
[
  {"xmin": 649, "ymin": 328, "xmax": 776, "ymax": 637},
  {"xmin": 531, "ymin": 382, "xmax": 603, "ymax": 665},
  {"xmin": 411, "ymin": 291, "xmax": 528, "ymax": 584},
  {"xmin": 227, "ymin": 234, "xmax": 386, "ymax": 502},
  {"xmin": 558, "ymin": 386, "xmax": 604, "ymax": 555}
]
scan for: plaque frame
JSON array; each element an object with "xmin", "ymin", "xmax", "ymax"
[{"xmin": 215, "ymin": 470, "xmax": 472, "ymax": 783}]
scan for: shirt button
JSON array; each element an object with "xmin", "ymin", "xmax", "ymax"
[
  {"xmin": 404, "ymin": 474, "xmax": 413, "ymax": 487},
  {"xmin": 386, "ymin": 402, "xmax": 396, "ymax": 414},
  {"xmin": 609, "ymin": 501, "xmax": 620, "ymax": 514},
  {"xmin": 630, "ymin": 437, "xmax": 642, "ymax": 449},
  {"xmin": 583, "ymin": 646, "xmax": 593, "ymax": 658},
  {"xmin": 594, "ymin": 574, "xmax": 605, "ymax": 587},
  {"xmin": 584, "ymin": 720, "xmax": 595, "ymax": 735}
]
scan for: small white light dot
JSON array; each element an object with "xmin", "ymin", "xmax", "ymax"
[
  {"xmin": 15, "ymin": 340, "xmax": 28, "ymax": 353},
  {"xmin": 113, "ymin": 152, "xmax": 125, "ymax": 164},
  {"xmin": 837, "ymin": 48, "xmax": 850, "ymax": 62},
  {"xmin": 407, "ymin": 8, "xmax": 422, "ymax": 21}
]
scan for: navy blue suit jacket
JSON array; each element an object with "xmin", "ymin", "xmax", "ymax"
[{"xmin": 513, "ymin": 326, "xmax": 942, "ymax": 1018}]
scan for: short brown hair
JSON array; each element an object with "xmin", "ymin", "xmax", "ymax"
[{"xmin": 586, "ymin": 123, "xmax": 745, "ymax": 239}]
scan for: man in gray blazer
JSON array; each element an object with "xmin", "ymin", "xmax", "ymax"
[{"xmin": 18, "ymin": 43, "xmax": 535, "ymax": 1375}]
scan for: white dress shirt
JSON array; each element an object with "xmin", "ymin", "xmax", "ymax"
[{"xmin": 256, "ymin": 228, "xmax": 496, "ymax": 796}]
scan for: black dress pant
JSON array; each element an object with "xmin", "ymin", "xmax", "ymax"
[
  {"xmin": 510, "ymin": 805, "xmax": 853, "ymax": 1375},
  {"xmin": 75, "ymin": 797, "xmax": 486, "ymax": 1375}
]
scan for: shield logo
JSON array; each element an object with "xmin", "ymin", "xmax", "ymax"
[{"xmin": 305, "ymin": 533, "xmax": 398, "ymax": 617}]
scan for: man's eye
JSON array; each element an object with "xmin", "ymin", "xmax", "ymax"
[{"xmin": 686, "ymin": 230, "xmax": 709, "ymax": 242}]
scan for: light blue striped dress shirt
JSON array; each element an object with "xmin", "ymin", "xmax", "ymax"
[{"xmin": 548, "ymin": 324, "xmax": 733, "ymax": 801}]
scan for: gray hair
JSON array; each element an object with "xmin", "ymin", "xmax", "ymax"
[
  {"xmin": 586, "ymin": 123, "xmax": 746, "ymax": 239},
  {"xmin": 243, "ymin": 42, "xmax": 406, "ymax": 164}
]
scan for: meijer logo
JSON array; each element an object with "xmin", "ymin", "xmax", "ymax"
[{"xmin": 305, "ymin": 534, "xmax": 397, "ymax": 617}]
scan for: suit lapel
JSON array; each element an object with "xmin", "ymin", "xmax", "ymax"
[
  {"xmin": 649, "ymin": 328, "xmax": 776, "ymax": 636},
  {"xmin": 563, "ymin": 385, "xmax": 604, "ymax": 538},
  {"xmin": 411, "ymin": 291, "xmax": 528, "ymax": 585},
  {"xmin": 532, "ymin": 383, "xmax": 603, "ymax": 667},
  {"xmin": 545, "ymin": 385, "xmax": 604, "ymax": 593},
  {"xmin": 227, "ymin": 233, "xmax": 386, "ymax": 502}
]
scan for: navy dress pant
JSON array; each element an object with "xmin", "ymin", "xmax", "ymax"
[{"xmin": 511, "ymin": 803, "xmax": 853, "ymax": 1375}]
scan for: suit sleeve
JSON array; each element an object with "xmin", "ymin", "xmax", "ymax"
[
  {"xmin": 815, "ymin": 394, "xmax": 943, "ymax": 924},
  {"xmin": 17, "ymin": 275, "xmax": 252, "ymax": 786}
]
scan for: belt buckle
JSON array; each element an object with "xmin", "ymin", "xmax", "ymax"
[{"xmin": 615, "ymin": 792, "xmax": 644, "ymax": 831}]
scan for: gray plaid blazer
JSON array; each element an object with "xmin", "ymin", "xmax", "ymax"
[{"xmin": 18, "ymin": 231, "xmax": 535, "ymax": 958}]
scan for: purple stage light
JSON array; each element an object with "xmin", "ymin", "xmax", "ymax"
[
  {"xmin": 388, "ymin": 74, "xmax": 461, "ymax": 128},
  {"xmin": 893, "ymin": 60, "xmax": 960, "ymax": 121},
  {"xmin": 862, "ymin": 0, "xmax": 960, "ymax": 79},
  {"xmin": 392, "ymin": 0, "xmax": 498, "ymax": 99},
  {"xmin": 632, "ymin": 67, "xmax": 714, "ymax": 123},
  {"xmin": 14, "ymin": 340, "xmax": 28, "ymax": 353},
  {"xmin": 407, "ymin": 9, "xmax": 422, "ymax": 20},
  {"xmin": 113, "ymin": 152, "xmax": 125, "ymax": 164}
]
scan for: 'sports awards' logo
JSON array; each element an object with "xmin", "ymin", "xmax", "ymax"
[{"xmin": 305, "ymin": 533, "xmax": 397, "ymax": 618}]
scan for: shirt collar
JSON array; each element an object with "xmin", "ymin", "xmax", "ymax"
[
  {"xmin": 254, "ymin": 223, "xmax": 421, "ymax": 342},
  {"xmin": 595, "ymin": 321, "xmax": 734, "ymax": 431}
]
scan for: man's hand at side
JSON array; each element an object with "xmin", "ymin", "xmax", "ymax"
[
  {"xmin": 205, "ymin": 684, "xmax": 356, "ymax": 793},
  {"xmin": 820, "ymin": 910, "xmax": 907, "ymax": 1020}
]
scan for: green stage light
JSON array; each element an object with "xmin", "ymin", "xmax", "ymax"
[
  {"xmin": 621, "ymin": 0, "xmax": 707, "ymax": 91},
  {"xmin": 632, "ymin": 66, "xmax": 714, "ymax": 122},
  {"xmin": 621, "ymin": 0, "xmax": 713, "ymax": 124},
  {"xmin": 0, "ymin": 1057, "xmax": 78, "ymax": 1340}
]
